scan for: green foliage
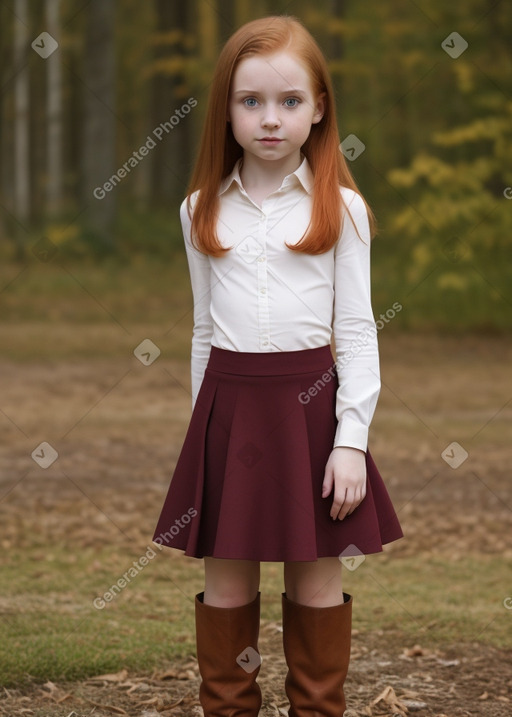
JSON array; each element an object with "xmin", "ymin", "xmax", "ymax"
[
  {"xmin": 114, "ymin": 202, "xmax": 184, "ymax": 258},
  {"xmin": 3, "ymin": 0, "xmax": 512, "ymax": 329},
  {"xmin": 378, "ymin": 4, "xmax": 512, "ymax": 329}
]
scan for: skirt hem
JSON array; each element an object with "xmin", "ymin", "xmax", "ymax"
[{"xmin": 152, "ymin": 345, "xmax": 403, "ymax": 561}]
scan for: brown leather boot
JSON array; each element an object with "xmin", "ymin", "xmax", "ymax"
[
  {"xmin": 195, "ymin": 592, "xmax": 262, "ymax": 716},
  {"xmin": 282, "ymin": 592, "xmax": 352, "ymax": 716}
]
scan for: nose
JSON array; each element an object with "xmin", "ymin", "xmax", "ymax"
[{"xmin": 261, "ymin": 104, "xmax": 281, "ymax": 129}]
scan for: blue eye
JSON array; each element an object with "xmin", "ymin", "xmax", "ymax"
[
  {"xmin": 244, "ymin": 98, "xmax": 258, "ymax": 107},
  {"xmin": 285, "ymin": 98, "xmax": 299, "ymax": 107}
]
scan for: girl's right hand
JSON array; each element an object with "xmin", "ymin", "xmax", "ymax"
[{"xmin": 322, "ymin": 446, "xmax": 367, "ymax": 520}]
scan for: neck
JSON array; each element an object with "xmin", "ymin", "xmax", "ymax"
[{"xmin": 239, "ymin": 150, "xmax": 303, "ymax": 191}]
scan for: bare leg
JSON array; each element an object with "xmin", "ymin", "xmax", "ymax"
[
  {"xmin": 284, "ymin": 557, "xmax": 344, "ymax": 606},
  {"xmin": 203, "ymin": 557, "xmax": 260, "ymax": 607}
]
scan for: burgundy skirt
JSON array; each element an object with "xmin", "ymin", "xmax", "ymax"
[{"xmin": 152, "ymin": 345, "xmax": 403, "ymax": 562}]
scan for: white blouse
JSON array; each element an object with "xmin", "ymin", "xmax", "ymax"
[{"xmin": 181, "ymin": 155, "xmax": 380, "ymax": 452}]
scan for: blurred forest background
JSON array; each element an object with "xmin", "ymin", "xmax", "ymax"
[
  {"xmin": 1, "ymin": 3, "xmax": 512, "ymax": 709},
  {"xmin": 1, "ymin": 0, "xmax": 511, "ymax": 329}
]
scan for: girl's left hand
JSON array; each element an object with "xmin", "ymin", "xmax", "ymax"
[{"xmin": 322, "ymin": 446, "xmax": 367, "ymax": 520}]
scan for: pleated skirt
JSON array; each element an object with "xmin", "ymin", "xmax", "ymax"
[{"xmin": 152, "ymin": 345, "xmax": 403, "ymax": 562}]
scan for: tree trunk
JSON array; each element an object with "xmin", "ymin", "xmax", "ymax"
[
  {"xmin": 45, "ymin": 0, "xmax": 63, "ymax": 215},
  {"xmin": 14, "ymin": 0, "xmax": 30, "ymax": 257},
  {"xmin": 150, "ymin": 0, "xmax": 191, "ymax": 207},
  {"xmin": 0, "ymin": 2, "xmax": 12, "ymax": 244},
  {"xmin": 82, "ymin": 0, "xmax": 116, "ymax": 252}
]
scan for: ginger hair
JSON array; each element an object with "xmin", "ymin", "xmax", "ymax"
[{"xmin": 186, "ymin": 15, "xmax": 376, "ymax": 256}]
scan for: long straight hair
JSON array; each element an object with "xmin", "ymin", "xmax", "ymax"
[{"xmin": 186, "ymin": 15, "xmax": 376, "ymax": 256}]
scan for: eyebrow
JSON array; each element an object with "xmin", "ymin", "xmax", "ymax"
[{"xmin": 232, "ymin": 89, "xmax": 307, "ymax": 96}]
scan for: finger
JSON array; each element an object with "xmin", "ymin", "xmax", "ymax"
[
  {"xmin": 345, "ymin": 492, "xmax": 362, "ymax": 517},
  {"xmin": 330, "ymin": 487, "xmax": 346, "ymax": 520},
  {"xmin": 322, "ymin": 468, "xmax": 333, "ymax": 499},
  {"xmin": 346, "ymin": 479, "xmax": 365, "ymax": 507},
  {"xmin": 336, "ymin": 489, "xmax": 354, "ymax": 521},
  {"xmin": 345, "ymin": 483, "xmax": 367, "ymax": 517},
  {"xmin": 333, "ymin": 486, "xmax": 354, "ymax": 520},
  {"xmin": 356, "ymin": 481, "xmax": 367, "ymax": 505}
]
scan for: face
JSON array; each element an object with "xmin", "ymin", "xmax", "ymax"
[{"xmin": 227, "ymin": 51, "xmax": 325, "ymax": 163}]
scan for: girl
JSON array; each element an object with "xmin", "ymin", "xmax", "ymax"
[{"xmin": 153, "ymin": 15, "xmax": 403, "ymax": 717}]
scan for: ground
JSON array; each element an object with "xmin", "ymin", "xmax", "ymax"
[
  {"xmin": 1, "ymin": 635, "xmax": 511, "ymax": 716},
  {"xmin": 0, "ymin": 330, "xmax": 511, "ymax": 716}
]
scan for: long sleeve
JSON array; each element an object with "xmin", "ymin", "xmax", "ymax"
[
  {"xmin": 180, "ymin": 196, "xmax": 213, "ymax": 408},
  {"xmin": 332, "ymin": 191, "xmax": 380, "ymax": 451}
]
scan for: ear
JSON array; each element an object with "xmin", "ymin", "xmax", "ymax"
[{"xmin": 311, "ymin": 92, "xmax": 326, "ymax": 124}]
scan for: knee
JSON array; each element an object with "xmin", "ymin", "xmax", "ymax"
[
  {"xmin": 286, "ymin": 583, "xmax": 344, "ymax": 608},
  {"xmin": 203, "ymin": 581, "xmax": 258, "ymax": 607},
  {"xmin": 284, "ymin": 560, "xmax": 343, "ymax": 607},
  {"xmin": 203, "ymin": 561, "xmax": 260, "ymax": 607}
]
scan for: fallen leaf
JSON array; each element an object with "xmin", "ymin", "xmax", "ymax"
[
  {"xmin": 176, "ymin": 669, "xmax": 196, "ymax": 680},
  {"xmin": 160, "ymin": 698, "xmax": 186, "ymax": 709},
  {"xmin": 370, "ymin": 685, "xmax": 409, "ymax": 716},
  {"xmin": 400, "ymin": 690, "xmax": 421, "ymax": 699},
  {"xmin": 135, "ymin": 696, "xmax": 159, "ymax": 705},
  {"xmin": 403, "ymin": 644, "xmax": 427, "ymax": 657},
  {"xmin": 86, "ymin": 699, "xmax": 129, "ymax": 715},
  {"xmin": 126, "ymin": 681, "xmax": 151, "ymax": 693},
  {"xmin": 157, "ymin": 668, "xmax": 178, "ymax": 679},
  {"xmin": 55, "ymin": 693, "xmax": 73, "ymax": 703},
  {"xmin": 88, "ymin": 669, "xmax": 128, "ymax": 683}
]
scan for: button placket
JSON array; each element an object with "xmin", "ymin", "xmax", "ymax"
[{"xmin": 257, "ymin": 212, "xmax": 270, "ymax": 349}]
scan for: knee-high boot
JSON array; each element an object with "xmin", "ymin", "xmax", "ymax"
[
  {"xmin": 195, "ymin": 592, "xmax": 262, "ymax": 716},
  {"xmin": 282, "ymin": 592, "xmax": 352, "ymax": 716}
]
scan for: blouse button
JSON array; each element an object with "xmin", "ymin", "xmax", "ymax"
[{"xmin": 260, "ymin": 287, "xmax": 266, "ymax": 294}]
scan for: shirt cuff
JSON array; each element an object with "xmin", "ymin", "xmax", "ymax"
[{"xmin": 333, "ymin": 417, "xmax": 368, "ymax": 452}]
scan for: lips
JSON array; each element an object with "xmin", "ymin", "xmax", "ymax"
[{"xmin": 259, "ymin": 137, "xmax": 283, "ymax": 145}]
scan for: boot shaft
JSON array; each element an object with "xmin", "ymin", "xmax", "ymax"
[
  {"xmin": 282, "ymin": 592, "xmax": 353, "ymax": 717},
  {"xmin": 195, "ymin": 592, "xmax": 262, "ymax": 717}
]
